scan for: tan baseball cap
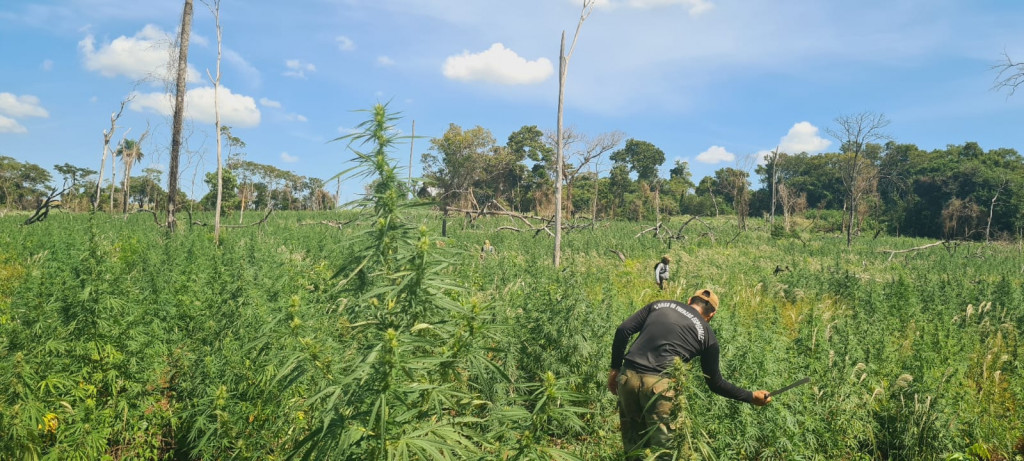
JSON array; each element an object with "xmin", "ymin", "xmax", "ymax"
[{"xmin": 690, "ymin": 289, "xmax": 719, "ymax": 310}]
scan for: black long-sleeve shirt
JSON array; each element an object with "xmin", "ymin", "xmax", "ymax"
[{"xmin": 611, "ymin": 300, "xmax": 752, "ymax": 403}]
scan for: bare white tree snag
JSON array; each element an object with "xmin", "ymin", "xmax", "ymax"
[
  {"xmin": 825, "ymin": 111, "xmax": 890, "ymax": 247},
  {"xmin": 204, "ymin": 0, "xmax": 224, "ymax": 243},
  {"xmin": 985, "ymin": 180, "xmax": 1007, "ymax": 243},
  {"xmin": 879, "ymin": 241, "xmax": 946, "ymax": 261},
  {"xmin": 94, "ymin": 98, "xmax": 130, "ymax": 211},
  {"xmin": 554, "ymin": 0, "xmax": 595, "ymax": 267},
  {"xmin": 167, "ymin": 0, "xmax": 194, "ymax": 230},
  {"xmin": 409, "ymin": 120, "xmax": 415, "ymax": 199}
]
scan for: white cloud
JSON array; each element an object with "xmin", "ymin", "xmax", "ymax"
[
  {"xmin": 223, "ymin": 48, "xmax": 260, "ymax": 86},
  {"xmin": 41, "ymin": 59, "xmax": 54, "ymax": 71},
  {"xmin": 695, "ymin": 145, "xmax": 735, "ymax": 164},
  {"xmin": 442, "ymin": 43, "xmax": 553, "ymax": 85},
  {"xmin": 283, "ymin": 59, "xmax": 315, "ymax": 78},
  {"xmin": 336, "ymin": 35, "xmax": 355, "ymax": 51},
  {"xmin": 590, "ymin": 0, "xmax": 713, "ymax": 15},
  {"xmin": 259, "ymin": 97, "xmax": 282, "ymax": 108},
  {"xmin": 779, "ymin": 121, "xmax": 831, "ymax": 154},
  {"xmin": 286, "ymin": 113, "xmax": 308, "ymax": 122},
  {"xmin": 376, "ymin": 55, "xmax": 395, "ymax": 66},
  {"xmin": 78, "ymin": 24, "xmax": 201, "ymax": 83},
  {"xmin": 337, "ymin": 126, "xmax": 359, "ymax": 135},
  {"xmin": 0, "ymin": 93, "xmax": 49, "ymax": 118},
  {"xmin": 190, "ymin": 33, "xmax": 209, "ymax": 48},
  {"xmin": 754, "ymin": 121, "xmax": 831, "ymax": 164},
  {"xmin": 280, "ymin": 152, "xmax": 298, "ymax": 163},
  {"xmin": 0, "ymin": 115, "xmax": 27, "ymax": 133},
  {"xmin": 130, "ymin": 86, "xmax": 261, "ymax": 128}
]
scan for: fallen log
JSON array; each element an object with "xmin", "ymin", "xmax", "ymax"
[{"xmin": 879, "ymin": 241, "xmax": 945, "ymax": 261}]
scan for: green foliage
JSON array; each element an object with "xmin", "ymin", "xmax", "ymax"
[
  {"xmin": 609, "ymin": 138, "xmax": 666, "ymax": 184},
  {"xmin": 2, "ymin": 140, "xmax": 1022, "ymax": 460}
]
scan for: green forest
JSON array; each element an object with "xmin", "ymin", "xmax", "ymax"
[
  {"xmin": 4, "ymin": 112, "xmax": 1024, "ymax": 242},
  {"xmin": 1, "ymin": 105, "xmax": 1022, "ymax": 460}
]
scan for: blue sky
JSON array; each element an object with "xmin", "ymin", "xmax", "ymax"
[{"xmin": 2, "ymin": 0, "xmax": 1024, "ymax": 201}]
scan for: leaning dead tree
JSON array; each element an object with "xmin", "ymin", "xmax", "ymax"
[{"xmin": 25, "ymin": 185, "xmax": 72, "ymax": 225}]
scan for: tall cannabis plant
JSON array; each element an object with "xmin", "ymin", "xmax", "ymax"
[{"xmin": 288, "ymin": 103, "xmax": 495, "ymax": 460}]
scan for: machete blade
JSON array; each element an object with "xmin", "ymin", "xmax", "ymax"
[{"xmin": 768, "ymin": 377, "xmax": 811, "ymax": 398}]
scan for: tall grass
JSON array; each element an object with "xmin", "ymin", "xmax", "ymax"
[{"xmin": 1, "ymin": 127, "xmax": 1021, "ymax": 459}]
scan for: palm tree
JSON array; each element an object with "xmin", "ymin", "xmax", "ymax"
[{"xmin": 119, "ymin": 129, "xmax": 148, "ymax": 213}]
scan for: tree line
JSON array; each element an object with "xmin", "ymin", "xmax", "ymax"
[
  {"xmin": 420, "ymin": 118, "xmax": 1024, "ymax": 242},
  {"xmin": 0, "ymin": 153, "xmax": 335, "ymax": 216},
  {"xmin": 5, "ymin": 115, "xmax": 1023, "ymax": 241}
]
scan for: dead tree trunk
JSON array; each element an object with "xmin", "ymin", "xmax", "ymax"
[
  {"xmin": 167, "ymin": 0, "xmax": 193, "ymax": 230},
  {"xmin": 206, "ymin": 0, "xmax": 224, "ymax": 244},
  {"xmin": 553, "ymin": 0, "xmax": 595, "ymax": 268},
  {"xmin": 94, "ymin": 98, "xmax": 129, "ymax": 211}
]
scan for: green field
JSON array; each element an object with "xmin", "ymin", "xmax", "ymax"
[
  {"xmin": 3, "ymin": 107, "xmax": 1023, "ymax": 461},
  {"xmin": 1, "ymin": 203, "xmax": 1022, "ymax": 460}
]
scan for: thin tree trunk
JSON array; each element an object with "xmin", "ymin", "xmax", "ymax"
[
  {"xmin": 108, "ymin": 144, "xmax": 117, "ymax": 212},
  {"xmin": 95, "ymin": 99, "xmax": 128, "ymax": 211},
  {"xmin": 208, "ymin": 0, "xmax": 224, "ymax": 244},
  {"xmin": 591, "ymin": 163, "xmax": 598, "ymax": 225},
  {"xmin": 167, "ymin": 0, "xmax": 193, "ymax": 230},
  {"xmin": 986, "ymin": 189, "xmax": 1001, "ymax": 243},
  {"xmin": 122, "ymin": 158, "xmax": 131, "ymax": 213},
  {"xmin": 409, "ymin": 119, "xmax": 415, "ymax": 198},
  {"xmin": 553, "ymin": 1, "xmax": 593, "ymax": 267},
  {"xmin": 554, "ymin": 31, "xmax": 565, "ymax": 267},
  {"xmin": 707, "ymin": 181, "xmax": 719, "ymax": 217},
  {"xmin": 238, "ymin": 183, "xmax": 246, "ymax": 223},
  {"xmin": 122, "ymin": 128, "xmax": 148, "ymax": 214}
]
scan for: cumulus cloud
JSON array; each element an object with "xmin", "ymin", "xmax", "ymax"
[
  {"xmin": 590, "ymin": 0, "xmax": 713, "ymax": 15},
  {"xmin": 0, "ymin": 115, "xmax": 27, "ymax": 133},
  {"xmin": 130, "ymin": 86, "xmax": 261, "ymax": 128},
  {"xmin": 336, "ymin": 35, "xmax": 355, "ymax": 51},
  {"xmin": 442, "ymin": 43, "xmax": 553, "ymax": 85},
  {"xmin": 285, "ymin": 113, "xmax": 308, "ymax": 122},
  {"xmin": 283, "ymin": 59, "xmax": 315, "ymax": 78},
  {"xmin": 695, "ymin": 145, "xmax": 735, "ymax": 164},
  {"xmin": 778, "ymin": 121, "xmax": 830, "ymax": 154},
  {"xmin": 376, "ymin": 56, "xmax": 395, "ymax": 66},
  {"xmin": 280, "ymin": 152, "xmax": 298, "ymax": 163},
  {"xmin": 78, "ymin": 24, "xmax": 201, "ymax": 83},
  {"xmin": 754, "ymin": 121, "xmax": 831, "ymax": 164},
  {"xmin": 0, "ymin": 93, "xmax": 50, "ymax": 118},
  {"xmin": 41, "ymin": 59, "xmax": 54, "ymax": 71},
  {"xmin": 259, "ymin": 97, "xmax": 282, "ymax": 108}
]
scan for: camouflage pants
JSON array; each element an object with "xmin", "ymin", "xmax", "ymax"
[{"xmin": 616, "ymin": 368, "xmax": 677, "ymax": 461}]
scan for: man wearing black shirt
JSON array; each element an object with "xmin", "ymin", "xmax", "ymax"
[
  {"xmin": 654, "ymin": 255, "xmax": 670, "ymax": 290},
  {"xmin": 608, "ymin": 289, "xmax": 771, "ymax": 460}
]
